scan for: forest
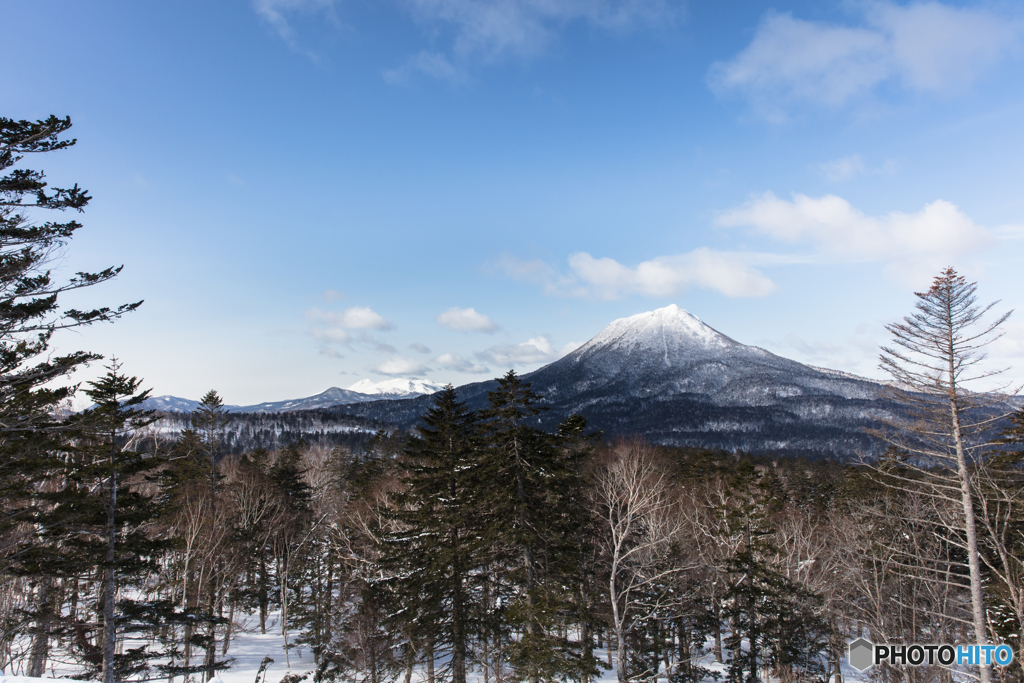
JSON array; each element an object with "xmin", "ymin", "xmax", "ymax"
[
  {"xmin": 1, "ymin": 375, "xmax": 1024, "ymax": 683},
  {"xmin": 3, "ymin": 116, "xmax": 1024, "ymax": 683}
]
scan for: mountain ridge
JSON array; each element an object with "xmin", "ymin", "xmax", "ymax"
[
  {"xmin": 142, "ymin": 382, "xmax": 440, "ymax": 414},
  {"xmin": 335, "ymin": 305, "xmax": 897, "ymax": 457}
]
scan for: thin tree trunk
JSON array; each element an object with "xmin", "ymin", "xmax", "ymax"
[
  {"xmin": 952, "ymin": 395, "xmax": 991, "ymax": 683},
  {"xmin": 259, "ymin": 554, "xmax": 268, "ymax": 635},
  {"xmin": 222, "ymin": 599, "xmax": 234, "ymax": 656},
  {"xmin": 27, "ymin": 578, "xmax": 53, "ymax": 677},
  {"xmin": 403, "ymin": 634, "xmax": 414, "ymax": 683},
  {"xmin": 427, "ymin": 638, "xmax": 435, "ymax": 683},
  {"xmin": 102, "ymin": 469, "xmax": 117, "ymax": 683}
]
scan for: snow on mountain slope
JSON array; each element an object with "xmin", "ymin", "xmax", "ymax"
[
  {"xmin": 532, "ymin": 304, "xmax": 881, "ymax": 405},
  {"xmin": 347, "ymin": 378, "xmax": 443, "ymax": 396},
  {"xmin": 339, "ymin": 304, "xmax": 896, "ymax": 457},
  {"xmin": 141, "ymin": 380, "xmax": 440, "ymax": 414}
]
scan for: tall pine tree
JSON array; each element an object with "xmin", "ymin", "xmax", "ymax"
[
  {"xmin": 376, "ymin": 385, "xmax": 484, "ymax": 683},
  {"xmin": 477, "ymin": 371, "xmax": 596, "ymax": 683}
]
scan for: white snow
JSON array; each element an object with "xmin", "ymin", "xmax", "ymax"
[
  {"xmin": 348, "ymin": 378, "xmax": 444, "ymax": 396},
  {"xmin": 0, "ymin": 620, "xmax": 863, "ymax": 683},
  {"xmin": 575, "ymin": 304, "xmax": 740, "ymax": 359}
]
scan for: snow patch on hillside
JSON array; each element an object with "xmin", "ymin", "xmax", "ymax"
[{"xmin": 348, "ymin": 378, "xmax": 443, "ymax": 396}]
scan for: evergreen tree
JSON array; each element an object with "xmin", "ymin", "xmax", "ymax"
[
  {"xmin": 0, "ymin": 115, "xmax": 140, "ymax": 673},
  {"xmin": 156, "ymin": 392, "xmax": 236, "ymax": 682},
  {"xmin": 720, "ymin": 462, "xmax": 828, "ymax": 683},
  {"xmin": 19, "ymin": 362, "xmax": 167, "ymax": 682},
  {"xmin": 376, "ymin": 385, "xmax": 484, "ymax": 683},
  {"xmin": 0, "ymin": 115, "xmax": 140, "ymax": 436},
  {"xmin": 269, "ymin": 441, "xmax": 313, "ymax": 668},
  {"xmin": 477, "ymin": 371, "xmax": 595, "ymax": 683}
]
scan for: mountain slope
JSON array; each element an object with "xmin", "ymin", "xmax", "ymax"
[
  {"xmin": 340, "ymin": 305, "xmax": 894, "ymax": 457},
  {"xmin": 142, "ymin": 382, "xmax": 439, "ymax": 414}
]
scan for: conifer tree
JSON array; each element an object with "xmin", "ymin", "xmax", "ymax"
[
  {"xmin": 0, "ymin": 116, "xmax": 141, "ymax": 670},
  {"xmin": 376, "ymin": 385, "xmax": 484, "ymax": 683},
  {"xmin": 19, "ymin": 362, "xmax": 166, "ymax": 682},
  {"xmin": 477, "ymin": 371, "xmax": 595, "ymax": 683},
  {"xmin": 720, "ymin": 461, "xmax": 828, "ymax": 683},
  {"xmin": 269, "ymin": 441, "xmax": 313, "ymax": 668},
  {"xmin": 0, "ymin": 116, "xmax": 140, "ymax": 438}
]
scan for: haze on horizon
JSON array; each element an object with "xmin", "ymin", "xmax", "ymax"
[{"xmin": 5, "ymin": 0, "xmax": 1024, "ymax": 405}]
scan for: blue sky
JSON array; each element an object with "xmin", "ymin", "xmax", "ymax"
[{"xmin": 6, "ymin": 0, "xmax": 1024, "ymax": 403}]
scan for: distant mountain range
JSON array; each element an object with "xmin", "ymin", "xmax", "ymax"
[
  {"xmin": 143, "ymin": 379, "xmax": 444, "ymax": 414},
  {"xmin": 336, "ymin": 305, "xmax": 899, "ymax": 458},
  {"xmin": 147, "ymin": 305, "xmax": 1019, "ymax": 458}
]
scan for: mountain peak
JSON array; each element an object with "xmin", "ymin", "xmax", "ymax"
[{"xmin": 578, "ymin": 304, "xmax": 738, "ymax": 358}]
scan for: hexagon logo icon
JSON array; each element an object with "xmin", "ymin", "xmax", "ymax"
[{"xmin": 849, "ymin": 638, "xmax": 874, "ymax": 671}]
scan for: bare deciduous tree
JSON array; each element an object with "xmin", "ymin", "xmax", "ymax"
[
  {"xmin": 875, "ymin": 266, "xmax": 1015, "ymax": 683},
  {"xmin": 589, "ymin": 439, "xmax": 689, "ymax": 683}
]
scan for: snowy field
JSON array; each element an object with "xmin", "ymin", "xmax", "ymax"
[{"xmin": 0, "ymin": 611, "xmax": 860, "ymax": 683}]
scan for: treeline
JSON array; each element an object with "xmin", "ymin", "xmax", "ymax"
[
  {"xmin": 149, "ymin": 409, "xmax": 389, "ymax": 455},
  {"xmin": 3, "ymin": 371, "xmax": 1024, "ymax": 683}
]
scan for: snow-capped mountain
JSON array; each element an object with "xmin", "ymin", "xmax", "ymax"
[
  {"xmin": 340, "ymin": 305, "xmax": 895, "ymax": 457},
  {"xmin": 347, "ymin": 378, "xmax": 444, "ymax": 397},
  {"xmin": 142, "ymin": 380, "xmax": 440, "ymax": 414},
  {"xmin": 527, "ymin": 305, "xmax": 881, "ymax": 404}
]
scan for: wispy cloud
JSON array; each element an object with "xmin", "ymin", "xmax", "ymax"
[
  {"xmin": 252, "ymin": 0, "xmax": 338, "ymax": 55},
  {"xmin": 374, "ymin": 356, "xmax": 431, "ymax": 376},
  {"xmin": 495, "ymin": 248, "xmax": 778, "ymax": 300},
  {"xmin": 477, "ymin": 336, "xmax": 559, "ymax": 366},
  {"xmin": 404, "ymin": 0, "xmax": 680, "ymax": 59},
  {"xmin": 409, "ymin": 342, "xmax": 432, "ymax": 353},
  {"xmin": 321, "ymin": 289, "xmax": 345, "ymax": 301},
  {"xmin": 254, "ymin": 0, "xmax": 681, "ymax": 79},
  {"xmin": 436, "ymin": 352, "xmax": 490, "ymax": 374},
  {"xmin": 385, "ymin": 0, "xmax": 682, "ymax": 82},
  {"xmin": 709, "ymin": 2, "xmax": 1022, "ymax": 121},
  {"xmin": 306, "ymin": 306, "xmax": 392, "ymax": 330},
  {"xmin": 384, "ymin": 51, "xmax": 468, "ymax": 86},
  {"xmin": 817, "ymin": 154, "xmax": 899, "ymax": 182},
  {"xmin": 305, "ymin": 305, "xmax": 392, "ymax": 355},
  {"xmin": 437, "ymin": 306, "xmax": 499, "ymax": 333},
  {"xmin": 717, "ymin": 192, "xmax": 994, "ymax": 282}
]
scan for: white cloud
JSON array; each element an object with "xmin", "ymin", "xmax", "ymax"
[
  {"xmin": 308, "ymin": 305, "xmax": 391, "ymax": 330},
  {"xmin": 497, "ymin": 249, "xmax": 777, "ymax": 300},
  {"xmin": 305, "ymin": 305, "xmax": 392, "ymax": 355},
  {"xmin": 437, "ymin": 306, "xmax": 499, "ymax": 333},
  {"xmin": 709, "ymin": 2, "xmax": 1021, "ymax": 120},
  {"xmin": 717, "ymin": 192, "xmax": 994, "ymax": 282},
  {"xmin": 341, "ymin": 306, "xmax": 392, "ymax": 330},
  {"xmin": 568, "ymin": 249, "xmax": 777, "ymax": 299},
  {"xmin": 404, "ymin": 0, "xmax": 680, "ymax": 60},
  {"xmin": 477, "ymin": 336, "xmax": 558, "ymax": 366},
  {"xmin": 374, "ymin": 356, "xmax": 431, "ymax": 376},
  {"xmin": 409, "ymin": 342, "xmax": 432, "ymax": 353},
  {"xmin": 382, "ymin": 0, "xmax": 681, "ymax": 82},
  {"xmin": 436, "ymin": 352, "xmax": 490, "ymax": 374}
]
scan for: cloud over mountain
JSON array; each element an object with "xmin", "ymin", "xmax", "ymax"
[
  {"xmin": 709, "ymin": 2, "xmax": 1021, "ymax": 120},
  {"xmin": 437, "ymin": 306, "xmax": 499, "ymax": 333}
]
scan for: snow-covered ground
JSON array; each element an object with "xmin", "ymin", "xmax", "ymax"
[{"xmin": 0, "ymin": 611, "xmax": 856, "ymax": 683}]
